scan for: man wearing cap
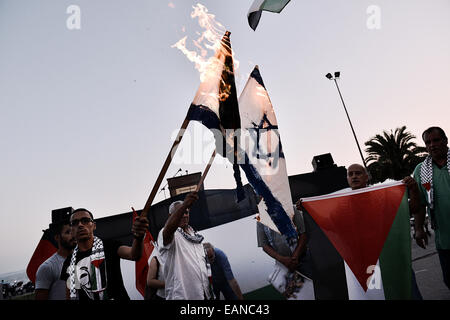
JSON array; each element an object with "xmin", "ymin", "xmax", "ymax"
[
  {"xmin": 157, "ymin": 192, "xmax": 211, "ymax": 300},
  {"xmin": 35, "ymin": 210, "xmax": 76, "ymax": 300}
]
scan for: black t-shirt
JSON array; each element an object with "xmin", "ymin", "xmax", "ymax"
[{"xmin": 61, "ymin": 239, "xmax": 130, "ymax": 300}]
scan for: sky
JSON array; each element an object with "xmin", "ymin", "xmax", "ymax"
[{"xmin": 0, "ymin": 0, "xmax": 449, "ymax": 275}]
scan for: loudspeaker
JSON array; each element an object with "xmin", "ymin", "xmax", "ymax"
[
  {"xmin": 312, "ymin": 153, "xmax": 336, "ymax": 171},
  {"xmin": 50, "ymin": 207, "xmax": 74, "ymax": 228}
]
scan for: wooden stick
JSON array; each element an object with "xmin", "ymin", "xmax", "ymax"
[
  {"xmin": 141, "ymin": 116, "xmax": 190, "ymax": 218},
  {"xmin": 195, "ymin": 149, "xmax": 216, "ymax": 192}
]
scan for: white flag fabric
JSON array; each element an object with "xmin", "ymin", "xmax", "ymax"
[
  {"xmin": 237, "ymin": 66, "xmax": 297, "ymax": 241},
  {"xmin": 247, "ymin": 0, "xmax": 291, "ymax": 30},
  {"xmin": 186, "ymin": 31, "xmax": 246, "ymax": 201}
]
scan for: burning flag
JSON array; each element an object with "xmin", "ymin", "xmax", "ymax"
[
  {"xmin": 175, "ymin": 30, "xmax": 245, "ymax": 201},
  {"xmin": 237, "ymin": 66, "xmax": 297, "ymax": 242},
  {"xmin": 300, "ymin": 182, "xmax": 413, "ymax": 299},
  {"xmin": 171, "ymin": 4, "xmax": 245, "ymax": 200},
  {"xmin": 248, "ymin": 0, "xmax": 291, "ymax": 30},
  {"xmin": 186, "ymin": 30, "xmax": 240, "ymax": 152}
]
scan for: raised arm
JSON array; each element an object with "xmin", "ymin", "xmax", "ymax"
[
  {"xmin": 118, "ymin": 216, "xmax": 149, "ymax": 261},
  {"xmin": 163, "ymin": 192, "xmax": 198, "ymax": 246}
]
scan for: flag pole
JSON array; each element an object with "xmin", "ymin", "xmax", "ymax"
[
  {"xmin": 195, "ymin": 150, "xmax": 216, "ymax": 192},
  {"xmin": 333, "ymin": 78, "xmax": 367, "ymax": 170},
  {"xmin": 141, "ymin": 116, "xmax": 190, "ymax": 218},
  {"xmin": 325, "ymin": 72, "xmax": 369, "ymax": 176}
]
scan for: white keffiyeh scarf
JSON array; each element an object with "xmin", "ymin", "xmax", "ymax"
[
  {"xmin": 420, "ymin": 149, "xmax": 450, "ymax": 210},
  {"xmin": 69, "ymin": 236, "xmax": 108, "ymax": 300},
  {"xmin": 177, "ymin": 226, "xmax": 204, "ymax": 244}
]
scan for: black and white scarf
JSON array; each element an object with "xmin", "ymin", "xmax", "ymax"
[
  {"xmin": 420, "ymin": 149, "xmax": 450, "ymax": 210},
  {"xmin": 177, "ymin": 226, "xmax": 204, "ymax": 244},
  {"xmin": 69, "ymin": 236, "xmax": 107, "ymax": 300}
]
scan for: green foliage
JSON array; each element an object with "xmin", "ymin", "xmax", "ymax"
[{"xmin": 364, "ymin": 126, "xmax": 427, "ymax": 183}]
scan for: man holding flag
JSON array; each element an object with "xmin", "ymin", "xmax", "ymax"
[
  {"xmin": 298, "ymin": 163, "xmax": 420, "ymax": 299},
  {"xmin": 158, "ymin": 192, "xmax": 211, "ymax": 300},
  {"xmin": 345, "ymin": 164, "xmax": 422, "ymax": 299},
  {"xmin": 61, "ymin": 208, "xmax": 149, "ymax": 300},
  {"xmin": 406, "ymin": 126, "xmax": 450, "ymax": 290},
  {"xmin": 341, "ymin": 163, "xmax": 422, "ymax": 299}
]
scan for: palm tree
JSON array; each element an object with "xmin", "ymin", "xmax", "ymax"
[{"xmin": 364, "ymin": 126, "xmax": 427, "ymax": 183}]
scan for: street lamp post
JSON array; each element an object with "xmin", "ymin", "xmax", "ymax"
[{"xmin": 326, "ymin": 72, "xmax": 369, "ymax": 173}]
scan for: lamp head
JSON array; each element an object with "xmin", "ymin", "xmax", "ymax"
[
  {"xmin": 326, "ymin": 73, "xmax": 333, "ymax": 80},
  {"xmin": 334, "ymin": 71, "xmax": 340, "ymax": 78}
]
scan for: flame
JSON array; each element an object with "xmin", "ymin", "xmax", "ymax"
[{"xmin": 171, "ymin": 3, "xmax": 239, "ymax": 84}]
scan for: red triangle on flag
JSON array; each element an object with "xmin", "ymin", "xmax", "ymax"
[
  {"xmin": 91, "ymin": 259, "xmax": 104, "ymax": 269},
  {"xmin": 422, "ymin": 182, "xmax": 431, "ymax": 191},
  {"xmin": 302, "ymin": 184, "xmax": 405, "ymax": 291},
  {"xmin": 26, "ymin": 238, "xmax": 57, "ymax": 283}
]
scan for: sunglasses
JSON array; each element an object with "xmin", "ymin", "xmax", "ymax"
[{"xmin": 70, "ymin": 217, "xmax": 94, "ymax": 227}]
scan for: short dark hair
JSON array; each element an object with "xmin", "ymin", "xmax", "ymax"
[
  {"xmin": 203, "ymin": 242, "xmax": 214, "ymax": 250},
  {"xmin": 422, "ymin": 126, "xmax": 447, "ymax": 141},
  {"xmin": 71, "ymin": 208, "xmax": 94, "ymax": 220}
]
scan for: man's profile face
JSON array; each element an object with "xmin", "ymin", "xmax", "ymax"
[
  {"xmin": 179, "ymin": 208, "xmax": 190, "ymax": 229},
  {"xmin": 70, "ymin": 210, "xmax": 95, "ymax": 242},
  {"xmin": 347, "ymin": 164, "xmax": 369, "ymax": 190},
  {"xmin": 59, "ymin": 224, "xmax": 76, "ymax": 250},
  {"xmin": 423, "ymin": 129, "xmax": 448, "ymax": 161},
  {"xmin": 172, "ymin": 203, "xmax": 189, "ymax": 229},
  {"xmin": 205, "ymin": 247, "xmax": 215, "ymax": 263}
]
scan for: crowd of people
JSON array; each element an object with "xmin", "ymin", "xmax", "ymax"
[{"xmin": 33, "ymin": 126, "xmax": 449, "ymax": 300}]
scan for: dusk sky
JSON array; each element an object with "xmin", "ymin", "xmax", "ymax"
[{"xmin": 1, "ymin": 0, "xmax": 449, "ymax": 274}]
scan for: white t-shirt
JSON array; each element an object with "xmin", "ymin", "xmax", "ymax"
[
  {"xmin": 158, "ymin": 227, "xmax": 210, "ymax": 300},
  {"xmin": 35, "ymin": 253, "xmax": 67, "ymax": 300},
  {"xmin": 148, "ymin": 246, "xmax": 166, "ymax": 299}
]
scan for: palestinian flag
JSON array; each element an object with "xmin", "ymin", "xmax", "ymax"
[
  {"xmin": 26, "ymin": 229, "xmax": 58, "ymax": 283},
  {"xmin": 301, "ymin": 181, "xmax": 412, "ymax": 299},
  {"xmin": 187, "ymin": 30, "xmax": 245, "ymax": 201},
  {"xmin": 132, "ymin": 210, "xmax": 154, "ymax": 298},
  {"xmin": 26, "ymin": 207, "xmax": 73, "ymax": 283},
  {"xmin": 237, "ymin": 66, "xmax": 297, "ymax": 242},
  {"xmin": 248, "ymin": 0, "xmax": 291, "ymax": 30}
]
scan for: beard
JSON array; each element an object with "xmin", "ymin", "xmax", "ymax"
[{"xmin": 60, "ymin": 238, "xmax": 76, "ymax": 250}]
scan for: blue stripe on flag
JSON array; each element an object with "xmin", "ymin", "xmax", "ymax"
[
  {"xmin": 240, "ymin": 153, "xmax": 297, "ymax": 240},
  {"xmin": 250, "ymin": 67, "xmax": 266, "ymax": 89},
  {"xmin": 187, "ymin": 104, "xmax": 221, "ymax": 130}
]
